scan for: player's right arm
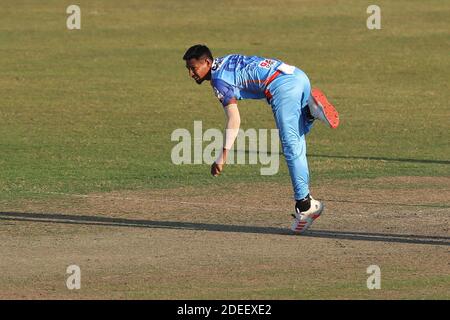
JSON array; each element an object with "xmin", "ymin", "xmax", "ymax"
[
  {"xmin": 211, "ymin": 103, "xmax": 241, "ymax": 176},
  {"xmin": 210, "ymin": 79, "xmax": 240, "ymax": 176}
]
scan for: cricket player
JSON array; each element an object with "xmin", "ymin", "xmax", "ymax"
[{"xmin": 182, "ymin": 44, "xmax": 339, "ymax": 233}]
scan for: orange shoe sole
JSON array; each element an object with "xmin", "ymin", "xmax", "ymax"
[{"xmin": 311, "ymin": 88, "xmax": 340, "ymax": 129}]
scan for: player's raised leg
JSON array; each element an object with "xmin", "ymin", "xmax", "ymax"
[{"xmin": 308, "ymin": 88, "xmax": 340, "ymax": 129}]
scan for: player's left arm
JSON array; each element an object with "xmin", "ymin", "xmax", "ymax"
[{"xmin": 211, "ymin": 103, "xmax": 240, "ymax": 176}]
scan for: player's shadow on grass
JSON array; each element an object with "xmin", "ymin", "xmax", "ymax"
[{"xmin": 1, "ymin": 211, "xmax": 449, "ymax": 246}]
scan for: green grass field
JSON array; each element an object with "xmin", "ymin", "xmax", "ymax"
[
  {"xmin": 1, "ymin": 0, "xmax": 449, "ymax": 200},
  {"xmin": 0, "ymin": 0, "xmax": 449, "ymax": 300}
]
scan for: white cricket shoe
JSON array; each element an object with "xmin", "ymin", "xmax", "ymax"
[
  {"xmin": 308, "ymin": 88, "xmax": 340, "ymax": 129},
  {"xmin": 290, "ymin": 197, "xmax": 324, "ymax": 233}
]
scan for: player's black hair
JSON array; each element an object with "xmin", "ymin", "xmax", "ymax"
[{"xmin": 183, "ymin": 44, "xmax": 213, "ymax": 61}]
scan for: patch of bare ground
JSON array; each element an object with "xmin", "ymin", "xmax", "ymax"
[{"xmin": 0, "ymin": 177, "xmax": 448, "ymax": 299}]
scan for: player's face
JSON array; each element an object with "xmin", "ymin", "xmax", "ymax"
[{"xmin": 186, "ymin": 57, "xmax": 211, "ymax": 84}]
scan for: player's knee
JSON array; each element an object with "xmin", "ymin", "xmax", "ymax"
[
  {"xmin": 282, "ymin": 142, "xmax": 305, "ymax": 161},
  {"xmin": 283, "ymin": 146, "xmax": 302, "ymax": 161}
]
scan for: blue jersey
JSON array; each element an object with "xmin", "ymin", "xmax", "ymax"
[{"xmin": 210, "ymin": 54, "xmax": 286, "ymax": 107}]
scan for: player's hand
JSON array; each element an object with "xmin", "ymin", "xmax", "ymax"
[
  {"xmin": 211, "ymin": 148, "xmax": 227, "ymax": 177},
  {"xmin": 211, "ymin": 162, "xmax": 224, "ymax": 177}
]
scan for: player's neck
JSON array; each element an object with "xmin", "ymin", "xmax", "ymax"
[{"xmin": 205, "ymin": 70, "xmax": 212, "ymax": 81}]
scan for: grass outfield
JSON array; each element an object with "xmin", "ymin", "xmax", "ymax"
[
  {"xmin": 1, "ymin": 0, "xmax": 449, "ymax": 200},
  {"xmin": 0, "ymin": 0, "xmax": 449, "ymax": 299}
]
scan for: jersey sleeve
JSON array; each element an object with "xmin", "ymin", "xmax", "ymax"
[{"xmin": 211, "ymin": 79, "xmax": 237, "ymax": 107}]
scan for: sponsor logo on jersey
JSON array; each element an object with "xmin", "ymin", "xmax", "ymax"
[{"xmin": 259, "ymin": 59, "xmax": 275, "ymax": 69}]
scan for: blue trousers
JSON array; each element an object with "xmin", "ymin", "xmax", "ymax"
[{"xmin": 267, "ymin": 68, "xmax": 313, "ymax": 200}]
